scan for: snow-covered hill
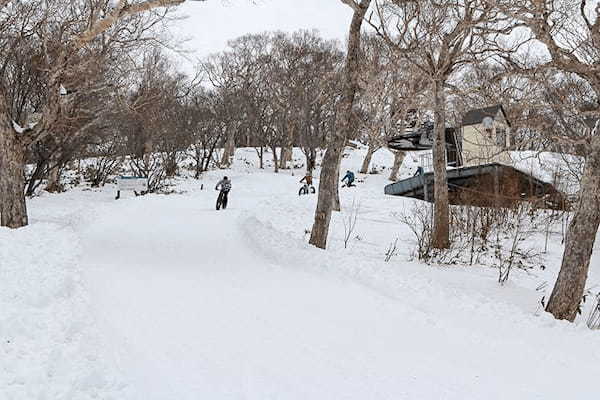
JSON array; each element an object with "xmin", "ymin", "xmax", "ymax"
[{"xmin": 2, "ymin": 147, "xmax": 599, "ymax": 399}]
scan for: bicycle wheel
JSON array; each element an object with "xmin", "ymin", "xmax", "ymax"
[
  {"xmin": 216, "ymin": 192, "xmax": 222, "ymax": 210},
  {"xmin": 222, "ymin": 192, "xmax": 228, "ymax": 209}
]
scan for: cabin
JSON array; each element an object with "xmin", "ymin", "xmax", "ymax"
[
  {"xmin": 385, "ymin": 105, "xmax": 567, "ymax": 210},
  {"xmin": 461, "ymin": 105, "xmax": 512, "ymax": 166}
]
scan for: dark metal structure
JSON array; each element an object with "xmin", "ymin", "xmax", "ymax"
[
  {"xmin": 384, "ymin": 163, "xmax": 567, "ymax": 210},
  {"xmin": 388, "ymin": 122, "xmax": 463, "ymax": 167}
]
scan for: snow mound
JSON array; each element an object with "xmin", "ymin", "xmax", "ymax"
[{"xmin": 0, "ymin": 223, "xmax": 124, "ymax": 400}]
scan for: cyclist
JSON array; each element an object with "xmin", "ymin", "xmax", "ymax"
[
  {"xmin": 299, "ymin": 173, "xmax": 315, "ymax": 195},
  {"xmin": 300, "ymin": 173, "xmax": 313, "ymax": 187},
  {"xmin": 215, "ymin": 176, "xmax": 232, "ymax": 210}
]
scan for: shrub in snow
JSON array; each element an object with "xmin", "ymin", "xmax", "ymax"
[
  {"xmin": 342, "ymin": 199, "xmax": 361, "ymax": 249},
  {"xmin": 587, "ymin": 293, "xmax": 600, "ymax": 330},
  {"xmin": 395, "ymin": 201, "xmax": 556, "ymax": 283}
]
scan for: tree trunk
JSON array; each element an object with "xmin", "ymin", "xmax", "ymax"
[
  {"xmin": 26, "ymin": 159, "xmax": 47, "ymax": 197},
  {"xmin": 194, "ymin": 149, "xmax": 202, "ymax": 179},
  {"xmin": 280, "ymin": 122, "xmax": 297, "ymax": 169},
  {"xmin": 0, "ymin": 112, "xmax": 28, "ymax": 228},
  {"xmin": 271, "ymin": 145, "xmax": 279, "ymax": 173},
  {"xmin": 389, "ymin": 150, "xmax": 406, "ymax": 181},
  {"xmin": 333, "ymin": 149, "xmax": 343, "ymax": 212},
  {"xmin": 45, "ymin": 165, "xmax": 63, "ymax": 193},
  {"xmin": 546, "ymin": 135, "xmax": 600, "ymax": 321},
  {"xmin": 360, "ymin": 145, "xmax": 376, "ymax": 174},
  {"xmin": 45, "ymin": 149, "xmax": 66, "ymax": 193},
  {"xmin": 222, "ymin": 129, "xmax": 235, "ymax": 167},
  {"xmin": 309, "ymin": 0, "xmax": 371, "ymax": 249},
  {"xmin": 431, "ymin": 79, "xmax": 450, "ymax": 249},
  {"xmin": 280, "ymin": 146, "xmax": 293, "ymax": 169},
  {"xmin": 306, "ymin": 147, "xmax": 316, "ymax": 175},
  {"xmin": 310, "ymin": 143, "xmax": 345, "ymax": 248}
]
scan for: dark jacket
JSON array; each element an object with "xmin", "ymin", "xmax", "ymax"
[
  {"xmin": 216, "ymin": 178, "xmax": 232, "ymax": 192},
  {"xmin": 342, "ymin": 171, "xmax": 355, "ymax": 183}
]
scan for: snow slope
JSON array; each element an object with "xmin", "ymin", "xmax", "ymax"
[
  {"xmin": 1, "ymin": 193, "xmax": 123, "ymax": 400},
  {"xmin": 2, "ymin": 147, "xmax": 600, "ymax": 399}
]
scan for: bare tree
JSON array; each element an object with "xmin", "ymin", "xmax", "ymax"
[
  {"xmin": 201, "ymin": 31, "xmax": 341, "ymax": 175},
  {"xmin": 309, "ymin": 0, "xmax": 372, "ymax": 249},
  {"xmin": 494, "ymin": 0, "xmax": 600, "ymax": 321},
  {"xmin": 187, "ymin": 90, "xmax": 225, "ymax": 178},
  {"xmin": 0, "ymin": 0, "xmax": 195, "ymax": 228},
  {"xmin": 342, "ymin": 199, "xmax": 361, "ymax": 248},
  {"xmin": 371, "ymin": 0, "xmax": 517, "ymax": 249},
  {"xmin": 356, "ymin": 35, "xmax": 395, "ymax": 174}
]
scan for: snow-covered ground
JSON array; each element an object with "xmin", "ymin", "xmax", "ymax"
[{"xmin": 2, "ymin": 147, "xmax": 600, "ymax": 399}]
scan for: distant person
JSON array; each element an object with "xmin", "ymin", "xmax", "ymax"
[
  {"xmin": 341, "ymin": 170, "xmax": 355, "ymax": 187},
  {"xmin": 300, "ymin": 173, "xmax": 313, "ymax": 187},
  {"xmin": 215, "ymin": 176, "xmax": 232, "ymax": 210},
  {"xmin": 299, "ymin": 173, "xmax": 315, "ymax": 195}
]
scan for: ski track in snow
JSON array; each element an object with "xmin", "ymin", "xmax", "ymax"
[{"xmin": 3, "ymin": 147, "xmax": 600, "ymax": 399}]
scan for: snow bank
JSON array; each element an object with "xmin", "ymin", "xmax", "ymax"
[
  {"xmin": 239, "ymin": 212, "xmax": 600, "ymax": 399},
  {"xmin": 0, "ymin": 222, "xmax": 124, "ymax": 400}
]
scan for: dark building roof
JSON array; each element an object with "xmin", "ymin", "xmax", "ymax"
[
  {"xmin": 384, "ymin": 163, "xmax": 567, "ymax": 210},
  {"xmin": 462, "ymin": 105, "xmax": 511, "ymax": 127}
]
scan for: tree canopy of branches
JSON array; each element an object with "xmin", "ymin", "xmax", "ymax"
[
  {"xmin": 0, "ymin": 0, "xmax": 199, "ymax": 228},
  {"xmin": 201, "ymin": 30, "xmax": 344, "ymax": 173},
  {"xmin": 491, "ymin": 0, "xmax": 600, "ymax": 322},
  {"xmin": 371, "ymin": 0, "xmax": 519, "ymax": 249}
]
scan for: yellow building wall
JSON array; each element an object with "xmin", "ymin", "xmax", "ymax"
[{"xmin": 461, "ymin": 119, "xmax": 511, "ymax": 166}]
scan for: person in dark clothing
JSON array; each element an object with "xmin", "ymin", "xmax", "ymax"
[
  {"xmin": 341, "ymin": 170, "xmax": 355, "ymax": 187},
  {"xmin": 215, "ymin": 176, "xmax": 232, "ymax": 210}
]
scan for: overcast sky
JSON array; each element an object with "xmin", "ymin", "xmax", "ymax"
[{"xmin": 169, "ymin": 0, "xmax": 355, "ymax": 72}]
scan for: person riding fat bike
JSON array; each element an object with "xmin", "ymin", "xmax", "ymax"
[
  {"xmin": 300, "ymin": 174, "xmax": 313, "ymax": 187},
  {"xmin": 215, "ymin": 176, "xmax": 232, "ymax": 210},
  {"xmin": 299, "ymin": 173, "xmax": 315, "ymax": 195}
]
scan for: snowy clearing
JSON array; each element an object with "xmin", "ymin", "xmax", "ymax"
[{"xmin": 2, "ymin": 147, "xmax": 600, "ymax": 399}]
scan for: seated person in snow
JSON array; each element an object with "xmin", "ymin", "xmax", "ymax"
[{"xmin": 341, "ymin": 170, "xmax": 355, "ymax": 187}]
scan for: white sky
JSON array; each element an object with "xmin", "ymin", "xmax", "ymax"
[{"xmin": 169, "ymin": 0, "xmax": 354, "ymax": 72}]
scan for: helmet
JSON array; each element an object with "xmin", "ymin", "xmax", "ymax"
[{"xmin": 224, "ymin": 176, "xmax": 228, "ymax": 180}]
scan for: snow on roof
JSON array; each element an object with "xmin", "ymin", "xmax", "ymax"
[
  {"xmin": 463, "ymin": 105, "xmax": 510, "ymax": 127},
  {"xmin": 510, "ymin": 151, "xmax": 581, "ymax": 195}
]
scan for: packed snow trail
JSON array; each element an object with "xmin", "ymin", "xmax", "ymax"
[{"xmin": 76, "ymin": 174, "xmax": 597, "ymax": 399}]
